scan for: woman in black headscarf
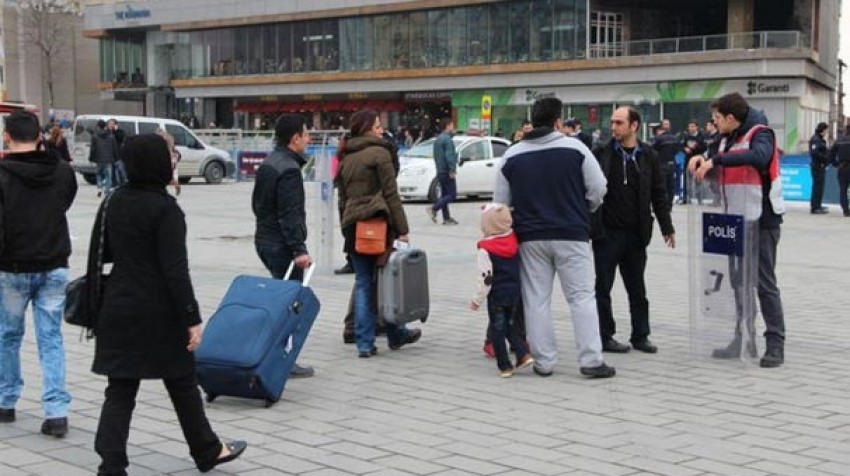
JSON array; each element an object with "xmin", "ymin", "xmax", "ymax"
[{"xmin": 90, "ymin": 134, "xmax": 245, "ymax": 475}]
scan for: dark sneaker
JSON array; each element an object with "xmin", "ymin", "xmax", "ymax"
[
  {"xmin": 334, "ymin": 263, "xmax": 354, "ymax": 275},
  {"xmin": 580, "ymin": 363, "xmax": 616, "ymax": 378},
  {"xmin": 759, "ymin": 346, "xmax": 784, "ymax": 368},
  {"xmin": 0, "ymin": 408, "xmax": 14, "ymax": 423},
  {"xmin": 358, "ymin": 347, "xmax": 378, "ymax": 358},
  {"xmin": 810, "ymin": 207, "xmax": 829, "ymax": 214},
  {"xmin": 630, "ymin": 339, "xmax": 658, "ymax": 354},
  {"xmin": 343, "ymin": 332, "xmax": 355, "ymax": 344},
  {"xmin": 425, "ymin": 206, "xmax": 438, "ymax": 223},
  {"xmin": 40, "ymin": 417, "xmax": 68, "ymax": 438},
  {"xmin": 389, "ymin": 329, "xmax": 422, "ymax": 350},
  {"xmin": 199, "ymin": 440, "xmax": 247, "ymax": 473},
  {"xmin": 602, "ymin": 338, "xmax": 631, "ymax": 353},
  {"xmin": 289, "ymin": 363, "xmax": 315, "ymax": 378},
  {"xmin": 532, "ymin": 364, "xmax": 553, "ymax": 377},
  {"xmin": 443, "ymin": 218, "xmax": 459, "ymax": 225}
]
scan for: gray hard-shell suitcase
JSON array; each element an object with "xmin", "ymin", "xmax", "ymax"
[{"xmin": 377, "ymin": 248, "xmax": 429, "ymax": 325}]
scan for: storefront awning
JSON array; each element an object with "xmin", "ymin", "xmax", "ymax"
[{"xmin": 234, "ymin": 99, "xmax": 408, "ymax": 114}]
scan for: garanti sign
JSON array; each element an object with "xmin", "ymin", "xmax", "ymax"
[{"xmin": 115, "ymin": 4, "xmax": 151, "ymax": 21}]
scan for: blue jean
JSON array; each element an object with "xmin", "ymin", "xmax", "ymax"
[
  {"xmin": 113, "ymin": 161, "xmax": 128, "ymax": 187},
  {"xmin": 486, "ymin": 294, "xmax": 529, "ymax": 371},
  {"xmin": 96, "ymin": 163, "xmax": 113, "ymax": 194},
  {"xmin": 432, "ymin": 172, "xmax": 457, "ymax": 221},
  {"xmin": 351, "ymin": 253, "xmax": 409, "ymax": 353},
  {"xmin": 0, "ymin": 268, "xmax": 71, "ymax": 418}
]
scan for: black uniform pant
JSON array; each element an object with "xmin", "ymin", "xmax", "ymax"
[
  {"xmin": 839, "ymin": 166, "xmax": 850, "ymax": 212},
  {"xmin": 810, "ymin": 162, "xmax": 826, "ymax": 211},
  {"xmin": 593, "ymin": 227, "xmax": 650, "ymax": 342},
  {"xmin": 95, "ymin": 373, "xmax": 221, "ymax": 476}
]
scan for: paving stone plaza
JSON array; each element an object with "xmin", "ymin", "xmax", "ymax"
[{"xmin": 1, "ymin": 180, "xmax": 849, "ymax": 475}]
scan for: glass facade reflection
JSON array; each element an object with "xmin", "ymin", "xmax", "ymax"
[{"xmin": 99, "ymin": 0, "xmax": 588, "ymax": 82}]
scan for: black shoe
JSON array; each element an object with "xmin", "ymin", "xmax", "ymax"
[
  {"xmin": 0, "ymin": 408, "xmax": 14, "ymax": 423},
  {"xmin": 443, "ymin": 218, "xmax": 459, "ymax": 225},
  {"xmin": 289, "ymin": 363, "xmax": 314, "ymax": 378},
  {"xmin": 580, "ymin": 363, "xmax": 616, "ymax": 378},
  {"xmin": 711, "ymin": 338, "xmax": 757, "ymax": 359},
  {"xmin": 334, "ymin": 263, "xmax": 354, "ymax": 275},
  {"xmin": 343, "ymin": 332, "xmax": 355, "ymax": 344},
  {"xmin": 376, "ymin": 326, "xmax": 387, "ymax": 337},
  {"xmin": 532, "ymin": 364, "xmax": 553, "ymax": 377},
  {"xmin": 40, "ymin": 417, "xmax": 68, "ymax": 438},
  {"xmin": 844, "ymin": 210, "xmax": 850, "ymax": 217},
  {"xmin": 199, "ymin": 440, "xmax": 247, "ymax": 473},
  {"xmin": 810, "ymin": 207, "xmax": 829, "ymax": 214},
  {"xmin": 631, "ymin": 339, "xmax": 658, "ymax": 354},
  {"xmin": 358, "ymin": 347, "xmax": 378, "ymax": 358},
  {"xmin": 389, "ymin": 329, "xmax": 422, "ymax": 350},
  {"xmin": 759, "ymin": 346, "xmax": 784, "ymax": 368},
  {"xmin": 602, "ymin": 338, "xmax": 631, "ymax": 353}
]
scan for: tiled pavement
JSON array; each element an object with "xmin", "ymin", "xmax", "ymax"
[{"xmin": 1, "ymin": 179, "xmax": 849, "ymax": 475}]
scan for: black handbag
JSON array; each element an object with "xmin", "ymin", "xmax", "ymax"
[{"xmin": 64, "ymin": 193, "xmax": 112, "ymax": 336}]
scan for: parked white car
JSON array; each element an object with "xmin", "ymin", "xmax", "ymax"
[
  {"xmin": 71, "ymin": 115, "xmax": 235, "ymax": 185},
  {"xmin": 396, "ymin": 135, "xmax": 511, "ymax": 201}
]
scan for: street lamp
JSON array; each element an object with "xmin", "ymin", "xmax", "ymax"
[{"xmin": 839, "ymin": 59, "xmax": 847, "ymax": 132}]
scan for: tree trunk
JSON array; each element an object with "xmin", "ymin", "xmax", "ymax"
[{"xmin": 45, "ymin": 52, "xmax": 55, "ymax": 110}]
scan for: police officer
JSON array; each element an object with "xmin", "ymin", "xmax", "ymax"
[
  {"xmin": 809, "ymin": 122, "xmax": 830, "ymax": 214},
  {"xmin": 830, "ymin": 125, "xmax": 850, "ymax": 217}
]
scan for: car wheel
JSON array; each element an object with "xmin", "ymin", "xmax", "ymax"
[
  {"xmin": 204, "ymin": 161, "xmax": 225, "ymax": 184},
  {"xmin": 82, "ymin": 173, "xmax": 97, "ymax": 185},
  {"xmin": 178, "ymin": 176, "xmax": 191, "ymax": 184},
  {"xmin": 427, "ymin": 177, "xmax": 441, "ymax": 203}
]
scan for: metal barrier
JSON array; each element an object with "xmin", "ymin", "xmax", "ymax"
[{"xmin": 590, "ymin": 30, "xmax": 805, "ymax": 59}]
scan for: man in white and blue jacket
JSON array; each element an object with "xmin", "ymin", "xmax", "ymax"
[{"xmin": 493, "ymin": 97, "xmax": 615, "ymax": 379}]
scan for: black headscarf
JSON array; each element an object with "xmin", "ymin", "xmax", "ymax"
[{"xmin": 123, "ymin": 134, "xmax": 172, "ymax": 188}]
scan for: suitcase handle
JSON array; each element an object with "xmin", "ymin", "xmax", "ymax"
[{"xmin": 284, "ymin": 261, "xmax": 316, "ymax": 286}]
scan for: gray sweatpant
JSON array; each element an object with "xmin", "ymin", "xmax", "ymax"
[{"xmin": 520, "ymin": 240, "xmax": 605, "ymax": 370}]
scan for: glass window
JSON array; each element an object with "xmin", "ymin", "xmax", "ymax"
[
  {"xmin": 262, "ymin": 25, "xmax": 277, "ymax": 74},
  {"xmin": 553, "ymin": 0, "xmax": 580, "ymax": 60},
  {"xmin": 74, "ymin": 119, "xmax": 98, "ymax": 144},
  {"xmin": 427, "ymin": 10, "xmax": 448, "ymax": 67},
  {"xmin": 117, "ymin": 121, "xmax": 136, "ymax": 136},
  {"xmin": 139, "ymin": 122, "xmax": 160, "ymax": 135},
  {"xmin": 166, "ymin": 124, "xmax": 190, "ymax": 146},
  {"xmin": 292, "ymin": 22, "xmax": 308, "ymax": 72},
  {"xmin": 339, "ymin": 17, "xmax": 373, "ymax": 70},
  {"xmin": 446, "ymin": 7, "xmax": 467, "ymax": 66},
  {"xmin": 489, "ymin": 3, "xmax": 509, "ymax": 63},
  {"xmin": 530, "ymin": 0, "xmax": 553, "ymax": 61},
  {"xmin": 373, "ymin": 15, "xmax": 393, "ymax": 69},
  {"xmin": 218, "ymin": 29, "xmax": 234, "ymax": 75},
  {"xmin": 509, "ymin": 1, "xmax": 531, "ymax": 62},
  {"xmin": 460, "ymin": 140, "xmax": 489, "ymax": 161},
  {"xmin": 467, "ymin": 6, "xmax": 489, "ymax": 65},
  {"xmin": 409, "ymin": 12, "xmax": 427, "ymax": 67},
  {"xmin": 391, "ymin": 14, "xmax": 410, "ymax": 68},
  {"xmin": 277, "ymin": 23, "xmax": 292, "ymax": 72},
  {"xmin": 491, "ymin": 141, "xmax": 509, "ymax": 158}
]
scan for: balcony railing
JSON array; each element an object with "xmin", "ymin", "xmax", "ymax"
[{"xmin": 589, "ymin": 30, "xmax": 806, "ymax": 59}]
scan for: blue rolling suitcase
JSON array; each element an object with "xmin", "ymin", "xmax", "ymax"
[{"xmin": 195, "ymin": 265, "xmax": 319, "ymax": 407}]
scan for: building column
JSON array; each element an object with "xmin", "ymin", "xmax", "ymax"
[{"xmin": 727, "ymin": 0, "xmax": 754, "ymax": 47}]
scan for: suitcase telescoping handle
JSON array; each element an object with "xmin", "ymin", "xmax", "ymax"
[{"xmin": 284, "ymin": 261, "xmax": 316, "ymax": 286}]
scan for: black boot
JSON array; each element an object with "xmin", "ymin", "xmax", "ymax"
[{"xmin": 759, "ymin": 343, "xmax": 784, "ymax": 368}]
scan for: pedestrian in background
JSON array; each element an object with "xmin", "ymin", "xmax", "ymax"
[
  {"xmin": 427, "ymin": 119, "xmax": 459, "ymax": 225},
  {"xmin": 91, "ymin": 134, "xmax": 246, "ymax": 475},
  {"xmin": 494, "ymin": 97, "xmax": 615, "ymax": 379},
  {"xmin": 809, "ymin": 122, "xmax": 830, "ymax": 214},
  {"xmin": 89, "ymin": 119, "xmax": 119, "ymax": 197},
  {"xmin": 336, "ymin": 109, "xmax": 422, "ymax": 358},
  {"xmin": 155, "ymin": 128, "xmax": 182, "ymax": 196},
  {"xmin": 46, "ymin": 123, "xmax": 72, "ymax": 162},
  {"xmin": 830, "ymin": 124, "xmax": 850, "ymax": 217},
  {"xmin": 107, "ymin": 119, "xmax": 128, "ymax": 186},
  {"xmin": 0, "ymin": 111, "xmax": 77, "ymax": 437}
]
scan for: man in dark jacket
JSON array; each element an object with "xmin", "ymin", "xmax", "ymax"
[
  {"xmin": 0, "ymin": 111, "xmax": 77, "ymax": 437},
  {"xmin": 107, "ymin": 118, "xmax": 128, "ymax": 187},
  {"xmin": 89, "ymin": 119, "xmax": 119, "ymax": 197},
  {"xmin": 829, "ymin": 125, "xmax": 850, "ymax": 216},
  {"xmin": 427, "ymin": 119, "xmax": 459, "ymax": 225},
  {"xmin": 809, "ymin": 122, "xmax": 830, "ymax": 214},
  {"xmin": 690, "ymin": 92, "xmax": 786, "ymax": 368},
  {"xmin": 680, "ymin": 119, "xmax": 706, "ymax": 203},
  {"xmin": 652, "ymin": 122, "xmax": 682, "ymax": 206},
  {"xmin": 592, "ymin": 107, "xmax": 675, "ymax": 354},
  {"xmin": 252, "ymin": 114, "xmax": 314, "ymax": 378}
]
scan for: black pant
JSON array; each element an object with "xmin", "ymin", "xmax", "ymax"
[
  {"xmin": 663, "ymin": 163, "xmax": 676, "ymax": 207},
  {"xmin": 256, "ymin": 241, "xmax": 303, "ymax": 281},
  {"xmin": 593, "ymin": 227, "xmax": 650, "ymax": 342},
  {"xmin": 839, "ymin": 166, "xmax": 850, "ymax": 212},
  {"xmin": 95, "ymin": 373, "xmax": 221, "ymax": 476},
  {"xmin": 486, "ymin": 294, "xmax": 529, "ymax": 371},
  {"xmin": 810, "ymin": 163, "xmax": 826, "ymax": 211}
]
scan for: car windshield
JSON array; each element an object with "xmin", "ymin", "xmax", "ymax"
[
  {"xmin": 402, "ymin": 137, "xmax": 466, "ymax": 158},
  {"xmin": 73, "ymin": 119, "xmax": 99, "ymax": 144}
]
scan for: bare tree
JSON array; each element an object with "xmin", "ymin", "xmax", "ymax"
[{"xmin": 15, "ymin": 0, "xmax": 81, "ymax": 110}]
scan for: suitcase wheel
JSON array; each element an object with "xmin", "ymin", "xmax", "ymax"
[
  {"xmin": 264, "ymin": 399, "xmax": 275, "ymax": 408},
  {"xmin": 205, "ymin": 393, "xmax": 217, "ymax": 403}
]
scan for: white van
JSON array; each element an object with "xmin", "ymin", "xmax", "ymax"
[{"xmin": 71, "ymin": 115, "xmax": 235, "ymax": 184}]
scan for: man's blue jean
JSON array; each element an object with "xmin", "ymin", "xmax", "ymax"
[
  {"xmin": 0, "ymin": 268, "xmax": 71, "ymax": 418},
  {"xmin": 96, "ymin": 163, "xmax": 113, "ymax": 194},
  {"xmin": 432, "ymin": 172, "xmax": 457, "ymax": 221},
  {"xmin": 351, "ymin": 253, "xmax": 409, "ymax": 353}
]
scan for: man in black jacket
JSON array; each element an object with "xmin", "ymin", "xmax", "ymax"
[
  {"xmin": 830, "ymin": 125, "xmax": 850, "ymax": 217},
  {"xmin": 809, "ymin": 122, "xmax": 830, "ymax": 214},
  {"xmin": 0, "ymin": 111, "xmax": 77, "ymax": 437},
  {"xmin": 252, "ymin": 114, "xmax": 315, "ymax": 378},
  {"xmin": 89, "ymin": 119, "xmax": 119, "ymax": 197},
  {"xmin": 592, "ymin": 107, "xmax": 675, "ymax": 354},
  {"xmin": 652, "ymin": 121, "xmax": 681, "ymax": 206}
]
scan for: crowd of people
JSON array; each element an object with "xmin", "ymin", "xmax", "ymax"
[{"xmin": 0, "ymin": 91, "xmax": 798, "ymax": 472}]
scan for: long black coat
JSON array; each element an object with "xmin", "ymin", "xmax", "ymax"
[{"xmin": 91, "ymin": 185, "xmax": 202, "ymax": 379}]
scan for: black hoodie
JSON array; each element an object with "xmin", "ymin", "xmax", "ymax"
[{"xmin": 0, "ymin": 149, "xmax": 78, "ymax": 272}]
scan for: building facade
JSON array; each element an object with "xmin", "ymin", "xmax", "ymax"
[{"xmin": 84, "ymin": 0, "xmax": 840, "ymax": 152}]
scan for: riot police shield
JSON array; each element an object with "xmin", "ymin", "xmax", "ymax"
[
  {"xmin": 303, "ymin": 131, "xmax": 344, "ymax": 274},
  {"xmin": 688, "ymin": 167, "xmax": 760, "ymax": 363}
]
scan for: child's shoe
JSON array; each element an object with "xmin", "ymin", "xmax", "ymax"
[
  {"xmin": 499, "ymin": 366, "xmax": 514, "ymax": 378},
  {"xmin": 483, "ymin": 340, "xmax": 495, "ymax": 358},
  {"xmin": 516, "ymin": 354, "xmax": 535, "ymax": 369}
]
